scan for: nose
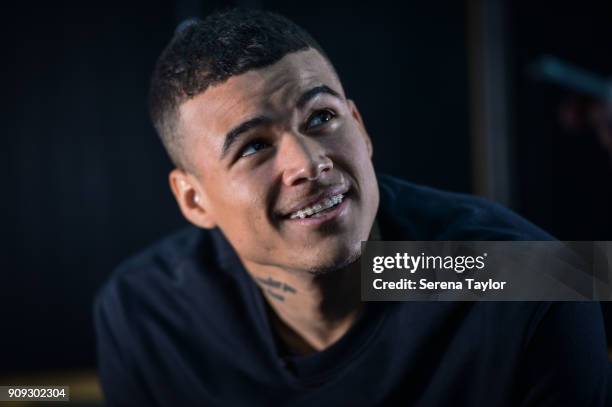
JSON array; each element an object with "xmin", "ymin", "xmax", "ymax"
[{"xmin": 279, "ymin": 133, "xmax": 333, "ymax": 186}]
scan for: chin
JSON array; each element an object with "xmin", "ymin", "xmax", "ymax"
[{"xmin": 301, "ymin": 240, "xmax": 363, "ymax": 276}]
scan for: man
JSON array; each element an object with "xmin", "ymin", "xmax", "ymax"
[{"xmin": 94, "ymin": 9, "xmax": 612, "ymax": 406}]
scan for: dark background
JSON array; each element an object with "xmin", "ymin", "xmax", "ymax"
[{"xmin": 3, "ymin": 0, "xmax": 611, "ymax": 375}]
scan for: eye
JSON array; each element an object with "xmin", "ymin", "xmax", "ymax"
[
  {"xmin": 306, "ymin": 109, "xmax": 336, "ymax": 130},
  {"xmin": 240, "ymin": 140, "xmax": 270, "ymax": 158}
]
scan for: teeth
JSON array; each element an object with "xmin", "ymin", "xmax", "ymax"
[{"xmin": 290, "ymin": 194, "xmax": 344, "ymax": 219}]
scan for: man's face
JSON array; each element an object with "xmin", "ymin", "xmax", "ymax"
[{"xmin": 178, "ymin": 48, "xmax": 379, "ymax": 274}]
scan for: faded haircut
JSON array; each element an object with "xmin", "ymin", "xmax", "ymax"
[{"xmin": 149, "ymin": 8, "xmax": 331, "ymax": 170}]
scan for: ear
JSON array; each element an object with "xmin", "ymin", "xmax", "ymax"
[
  {"xmin": 169, "ymin": 169, "xmax": 217, "ymax": 229},
  {"xmin": 347, "ymin": 99, "xmax": 373, "ymax": 158}
]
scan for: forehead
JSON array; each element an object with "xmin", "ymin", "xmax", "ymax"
[{"xmin": 178, "ymin": 49, "xmax": 343, "ymax": 146}]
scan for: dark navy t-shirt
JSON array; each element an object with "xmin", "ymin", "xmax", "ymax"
[{"xmin": 94, "ymin": 174, "xmax": 612, "ymax": 406}]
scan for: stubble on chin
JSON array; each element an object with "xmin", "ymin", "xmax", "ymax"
[{"xmin": 304, "ymin": 244, "xmax": 363, "ymax": 276}]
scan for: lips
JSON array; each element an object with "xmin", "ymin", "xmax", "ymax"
[
  {"xmin": 285, "ymin": 194, "xmax": 349, "ymax": 226},
  {"xmin": 280, "ymin": 185, "xmax": 349, "ymax": 219},
  {"xmin": 289, "ymin": 193, "xmax": 344, "ymax": 219}
]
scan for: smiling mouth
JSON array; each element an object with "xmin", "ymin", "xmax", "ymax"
[{"xmin": 289, "ymin": 193, "xmax": 345, "ymax": 219}]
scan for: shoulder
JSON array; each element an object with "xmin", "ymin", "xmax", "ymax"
[
  {"xmin": 377, "ymin": 173, "xmax": 554, "ymax": 240},
  {"xmin": 93, "ymin": 226, "xmax": 211, "ymax": 325},
  {"xmin": 93, "ymin": 226, "xmax": 216, "ymax": 405}
]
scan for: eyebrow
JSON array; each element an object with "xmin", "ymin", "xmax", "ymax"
[
  {"xmin": 296, "ymin": 85, "xmax": 342, "ymax": 109},
  {"xmin": 221, "ymin": 116, "xmax": 270, "ymax": 159},
  {"xmin": 220, "ymin": 85, "xmax": 342, "ymax": 159}
]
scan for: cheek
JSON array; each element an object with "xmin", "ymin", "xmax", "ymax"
[
  {"xmin": 332, "ymin": 124, "xmax": 379, "ymax": 207},
  {"xmin": 214, "ymin": 175, "xmax": 271, "ymax": 227},
  {"xmin": 328, "ymin": 124, "xmax": 372, "ymax": 167},
  {"xmin": 214, "ymin": 180, "xmax": 278, "ymax": 258}
]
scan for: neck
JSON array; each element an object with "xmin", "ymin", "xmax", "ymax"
[
  {"xmin": 242, "ymin": 221, "xmax": 381, "ymax": 355},
  {"xmin": 249, "ymin": 259, "xmax": 363, "ymax": 355}
]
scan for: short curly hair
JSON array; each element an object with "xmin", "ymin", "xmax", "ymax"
[{"xmin": 149, "ymin": 8, "xmax": 330, "ymax": 170}]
